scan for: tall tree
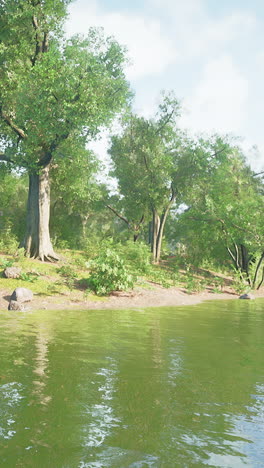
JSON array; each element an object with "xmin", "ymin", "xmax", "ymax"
[
  {"xmin": 109, "ymin": 94, "xmax": 182, "ymax": 263},
  {"xmin": 174, "ymin": 141, "xmax": 264, "ymax": 289},
  {"xmin": 108, "ymin": 94, "xmax": 220, "ymax": 263},
  {"xmin": 0, "ymin": 0, "xmax": 130, "ymax": 260}
]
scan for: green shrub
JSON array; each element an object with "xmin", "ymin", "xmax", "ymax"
[
  {"xmin": 20, "ymin": 272, "xmax": 39, "ymax": 283},
  {"xmin": 0, "ymin": 257, "xmax": 15, "ymax": 268},
  {"xmin": 184, "ymin": 274, "xmax": 204, "ymax": 294},
  {"xmin": 88, "ymin": 249, "xmax": 134, "ymax": 296},
  {"xmin": 119, "ymin": 241, "xmax": 151, "ymax": 275},
  {"xmin": 57, "ymin": 265, "xmax": 78, "ymax": 290},
  {"xmin": 0, "ymin": 225, "xmax": 19, "ymax": 254}
]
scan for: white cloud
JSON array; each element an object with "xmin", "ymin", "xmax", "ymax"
[
  {"xmin": 147, "ymin": 0, "xmax": 257, "ymax": 61},
  {"xmin": 66, "ymin": 0, "xmax": 177, "ymax": 80},
  {"xmin": 180, "ymin": 55, "xmax": 249, "ymax": 135},
  {"xmin": 184, "ymin": 13, "xmax": 256, "ymax": 60},
  {"xmin": 66, "ymin": 0, "xmax": 262, "ymax": 172}
]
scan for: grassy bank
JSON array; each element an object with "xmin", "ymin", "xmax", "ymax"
[{"xmin": 0, "ymin": 248, "xmax": 238, "ymax": 303}]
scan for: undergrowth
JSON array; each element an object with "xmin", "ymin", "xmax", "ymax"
[{"xmin": 0, "ymin": 243, "xmax": 241, "ymax": 299}]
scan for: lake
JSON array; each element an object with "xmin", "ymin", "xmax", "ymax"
[{"xmin": 0, "ymin": 299, "xmax": 264, "ymax": 467}]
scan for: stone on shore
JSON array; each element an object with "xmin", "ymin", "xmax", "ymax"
[
  {"xmin": 239, "ymin": 293, "xmax": 255, "ymax": 300},
  {"xmin": 10, "ymin": 287, "xmax": 33, "ymax": 303},
  {"xmin": 8, "ymin": 300, "xmax": 25, "ymax": 311},
  {"xmin": 3, "ymin": 267, "xmax": 22, "ymax": 279}
]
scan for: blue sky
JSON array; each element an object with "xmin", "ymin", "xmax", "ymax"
[{"xmin": 66, "ymin": 0, "xmax": 264, "ymax": 171}]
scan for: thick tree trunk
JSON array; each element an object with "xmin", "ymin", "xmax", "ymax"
[{"xmin": 21, "ymin": 166, "xmax": 58, "ymax": 261}]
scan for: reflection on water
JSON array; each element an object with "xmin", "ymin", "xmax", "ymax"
[
  {"xmin": 0, "ymin": 299, "xmax": 263, "ymax": 467},
  {"xmin": 0, "ymin": 382, "xmax": 24, "ymax": 440},
  {"xmin": 82, "ymin": 357, "xmax": 120, "ymax": 448}
]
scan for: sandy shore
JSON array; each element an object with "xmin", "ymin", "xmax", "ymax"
[{"xmin": 1, "ymin": 284, "xmax": 263, "ymax": 311}]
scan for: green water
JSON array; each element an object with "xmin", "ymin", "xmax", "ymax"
[{"xmin": 0, "ymin": 299, "xmax": 264, "ymax": 467}]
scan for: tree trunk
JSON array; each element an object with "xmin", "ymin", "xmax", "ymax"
[
  {"xmin": 152, "ymin": 210, "xmax": 160, "ymax": 263},
  {"xmin": 253, "ymin": 252, "xmax": 264, "ymax": 289},
  {"xmin": 155, "ymin": 207, "xmax": 171, "ymax": 264},
  {"xmin": 80, "ymin": 214, "xmax": 90, "ymax": 239},
  {"xmin": 152, "ymin": 192, "xmax": 176, "ymax": 263},
  {"xmin": 148, "ymin": 221, "xmax": 153, "ymax": 246},
  {"xmin": 21, "ymin": 166, "xmax": 58, "ymax": 261}
]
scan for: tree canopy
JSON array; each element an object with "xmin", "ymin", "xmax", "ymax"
[{"xmin": 0, "ymin": 0, "xmax": 131, "ymax": 259}]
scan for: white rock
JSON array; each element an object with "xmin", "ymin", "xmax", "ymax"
[{"xmin": 10, "ymin": 287, "xmax": 33, "ymax": 303}]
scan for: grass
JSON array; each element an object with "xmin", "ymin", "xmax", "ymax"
[{"xmin": 0, "ymin": 248, "xmax": 237, "ymax": 302}]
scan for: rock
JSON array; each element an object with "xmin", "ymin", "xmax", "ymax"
[
  {"xmin": 8, "ymin": 300, "xmax": 25, "ymax": 311},
  {"xmin": 239, "ymin": 293, "xmax": 255, "ymax": 300},
  {"xmin": 10, "ymin": 287, "xmax": 33, "ymax": 303},
  {"xmin": 3, "ymin": 266, "xmax": 22, "ymax": 279}
]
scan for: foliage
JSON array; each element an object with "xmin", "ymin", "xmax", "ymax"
[
  {"xmin": 147, "ymin": 267, "xmax": 179, "ymax": 288},
  {"xmin": 49, "ymin": 139, "xmax": 106, "ymax": 247},
  {"xmin": 57, "ymin": 264, "xmax": 78, "ymax": 290},
  {"xmin": 88, "ymin": 248, "xmax": 134, "ymax": 295},
  {"xmin": 0, "ymin": 226, "xmax": 19, "ymax": 255},
  {"xmin": 109, "ymin": 93, "xmax": 183, "ymax": 260},
  {"xmin": 114, "ymin": 240, "xmax": 152, "ymax": 275},
  {"xmin": 0, "ymin": 0, "xmax": 131, "ymax": 259},
  {"xmin": 168, "ymin": 137, "xmax": 264, "ymax": 289},
  {"xmin": 0, "ymin": 171, "xmax": 27, "ymax": 243},
  {"xmin": 19, "ymin": 272, "xmax": 39, "ymax": 283},
  {"xmin": 0, "ymin": 258, "xmax": 15, "ymax": 269}
]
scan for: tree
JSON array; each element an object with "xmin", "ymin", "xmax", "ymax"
[
  {"xmin": 0, "ymin": 168, "xmax": 28, "ymax": 245},
  {"xmin": 109, "ymin": 93, "xmax": 183, "ymax": 263},
  {"xmin": 106, "ymin": 194, "xmax": 147, "ymax": 243},
  {"xmin": 49, "ymin": 137, "xmax": 104, "ymax": 247},
  {"xmin": 174, "ymin": 140, "xmax": 264, "ymax": 289},
  {"xmin": 0, "ymin": 0, "xmax": 131, "ymax": 260}
]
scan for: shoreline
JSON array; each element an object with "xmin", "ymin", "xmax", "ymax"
[{"xmin": 1, "ymin": 284, "xmax": 264, "ymax": 312}]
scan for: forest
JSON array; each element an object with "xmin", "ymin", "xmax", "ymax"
[{"xmin": 0, "ymin": 0, "xmax": 264, "ymax": 298}]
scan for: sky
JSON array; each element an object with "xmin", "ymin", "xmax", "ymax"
[{"xmin": 65, "ymin": 0, "xmax": 264, "ymax": 172}]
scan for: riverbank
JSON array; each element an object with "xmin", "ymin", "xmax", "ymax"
[
  {"xmin": 1, "ymin": 250, "xmax": 263, "ymax": 311},
  {"xmin": 1, "ymin": 283, "xmax": 264, "ymax": 311}
]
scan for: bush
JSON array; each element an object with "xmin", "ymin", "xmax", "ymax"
[
  {"xmin": 88, "ymin": 248, "xmax": 134, "ymax": 296},
  {"xmin": 57, "ymin": 265, "xmax": 78, "ymax": 290},
  {"xmin": 119, "ymin": 241, "xmax": 151, "ymax": 275},
  {"xmin": 0, "ymin": 225, "xmax": 19, "ymax": 254},
  {"xmin": 0, "ymin": 257, "xmax": 15, "ymax": 268}
]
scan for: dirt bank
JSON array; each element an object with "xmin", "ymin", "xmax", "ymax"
[{"xmin": 1, "ymin": 284, "xmax": 263, "ymax": 311}]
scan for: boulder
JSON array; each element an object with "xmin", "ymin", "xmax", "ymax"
[
  {"xmin": 10, "ymin": 287, "xmax": 33, "ymax": 303},
  {"xmin": 8, "ymin": 300, "xmax": 25, "ymax": 311},
  {"xmin": 3, "ymin": 267, "xmax": 22, "ymax": 279},
  {"xmin": 239, "ymin": 293, "xmax": 255, "ymax": 300}
]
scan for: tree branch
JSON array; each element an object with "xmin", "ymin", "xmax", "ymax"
[
  {"xmin": 210, "ymin": 147, "xmax": 226, "ymax": 159},
  {"xmin": 0, "ymin": 107, "xmax": 27, "ymax": 139},
  {"xmin": 31, "ymin": 16, "xmax": 42, "ymax": 65},
  {"xmin": 106, "ymin": 205, "xmax": 130, "ymax": 226},
  {"xmin": 42, "ymin": 32, "xmax": 49, "ymax": 53},
  {"xmin": 38, "ymin": 132, "xmax": 70, "ymax": 168},
  {"xmin": 138, "ymin": 214, "xmax": 145, "ymax": 226},
  {"xmin": 156, "ymin": 109, "xmax": 175, "ymax": 135}
]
